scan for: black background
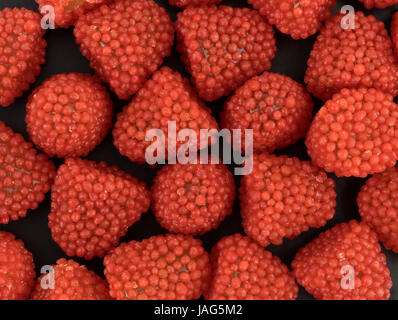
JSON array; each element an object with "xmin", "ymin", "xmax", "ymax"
[{"xmin": 1, "ymin": 0, "xmax": 398, "ymax": 300}]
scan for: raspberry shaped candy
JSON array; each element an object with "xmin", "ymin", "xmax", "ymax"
[
  {"xmin": 305, "ymin": 12, "xmax": 398, "ymax": 101},
  {"xmin": 168, "ymin": 0, "xmax": 222, "ymax": 8},
  {"xmin": 74, "ymin": 0, "xmax": 174, "ymax": 100},
  {"xmin": 49, "ymin": 158, "xmax": 150, "ymax": 260},
  {"xmin": 240, "ymin": 153, "xmax": 336, "ymax": 247},
  {"xmin": 0, "ymin": 232, "xmax": 35, "ymax": 300},
  {"xmin": 358, "ymin": 0, "xmax": 398, "ymax": 8},
  {"xmin": 35, "ymin": 0, "xmax": 111, "ymax": 28},
  {"xmin": 391, "ymin": 12, "xmax": 398, "ymax": 60},
  {"xmin": 151, "ymin": 162, "xmax": 236, "ymax": 235},
  {"xmin": 292, "ymin": 220, "xmax": 392, "ymax": 300},
  {"xmin": 176, "ymin": 6, "xmax": 276, "ymax": 101},
  {"xmin": 247, "ymin": 0, "xmax": 336, "ymax": 39},
  {"xmin": 0, "ymin": 8, "xmax": 46, "ymax": 107},
  {"xmin": 104, "ymin": 234, "xmax": 211, "ymax": 300},
  {"xmin": 31, "ymin": 258, "xmax": 110, "ymax": 300},
  {"xmin": 357, "ymin": 167, "xmax": 398, "ymax": 253},
  {"xmin": 205, "ymin": 234, "xmax": 298, "ymax": 300},
  {"xmin": 0, "ymin": 121, "xmax": 55, "ymax": 224},
  {"xmin": 113, "ymin": 67, "xmax": 219, "ymax": 164},
  {"xmin": 221, "ymin": 72, "xmax": 313, "ymax": 153},
  {"xmin": 306, "ymin": 87, "xmax": 398, "ymax": 178},
  {"xmin": 26, "ymin": 73, "xmax": 113, "ymax": 158}
]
